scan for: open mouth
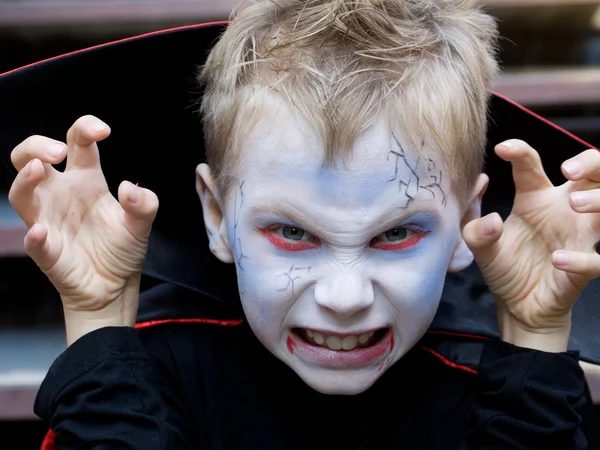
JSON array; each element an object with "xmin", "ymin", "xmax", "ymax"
[
  {"xmin": 294, "ymin": 327, "xmax": 388, "ymax": 351},
  {"xmin": 287, "ymin": 327, "xmax": 394, "ymax": 368}
]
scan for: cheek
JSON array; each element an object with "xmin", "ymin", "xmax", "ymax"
[
  {"xmin": 235, "ymin": 265, "xmax": 287, "ymax": 328},
  {"xmin": 231, "ymin": 227, "xmax": 316, "ymax": 335},
  {"xmin": 376, "ymin": 240, "xmax": 455, "ymax": 328},
  {"xmin": 384, "ymin": 266, "xmax": 445, "ymax": 314}
]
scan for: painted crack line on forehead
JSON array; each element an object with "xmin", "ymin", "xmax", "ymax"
[{"xmin": 388, "ymin": 134, "xmax": 447, "ymax": 210}]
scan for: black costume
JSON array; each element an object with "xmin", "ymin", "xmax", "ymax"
[
  {"xmin": 2, "ymin": 22, "xmax": 600, "ymax": 450},
  {"xmin": 29, "ymin": 282, "xmax": 600, "ymax": 449}
]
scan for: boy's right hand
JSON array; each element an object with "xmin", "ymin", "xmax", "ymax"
[{"xmin": 8, "ymin": 115, "xmax": 159, "ymax": 344}]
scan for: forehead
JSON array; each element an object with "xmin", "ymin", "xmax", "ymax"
[
  {"xmin": 247, "ymin": 117, "xmax": 393, "ymax": 200},
  {"xmin": 235, "ymin": 102, "xmax": 453, "ymax": 213}
]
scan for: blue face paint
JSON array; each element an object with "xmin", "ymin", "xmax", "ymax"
[{"xmin": 216, "ymin": 102, "xmax": 467, "ymax": 395}]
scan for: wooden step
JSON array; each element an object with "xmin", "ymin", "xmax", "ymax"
[
  {"xmin": 0, "ymin": 195, "xmax": 26, "ymax": 257},
  {"xmin": 0, "ymin": 0, "xmax": 236, "ymax": 27},
  {"xmin": 0, "ymin": 0, "xmax": 597, "ymax": 27},
  {"xmin": 487, "ymin": 2, "xmax": 599, "ymax": 33},
  {"xmin": 494, "ymin": 67, "xmax": 600, "ymax": 106},
  {"xmin": 0, "ymin": 327, "xmax": 65, "ymax": 420}
]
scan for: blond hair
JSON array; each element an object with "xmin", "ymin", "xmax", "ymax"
[{"xmin": 199, "ymin": 0, "xmax": 499, "ymax": 205}]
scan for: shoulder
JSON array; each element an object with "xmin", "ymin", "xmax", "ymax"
[
  {"xmin": 136, "ymin": 282, "xmax": 244, "ymax": 330},
  {"xmin": 418, "ymin": 330, "xmax": 487, "ymax": 378},
  {"xmin": 134, "ymin": 282, "xmax": 252, "ymax": 369}
]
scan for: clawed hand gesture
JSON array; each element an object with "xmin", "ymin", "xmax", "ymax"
[
  {"xmin": 464, "ymin": 140, "xmax": 600, "ymax": 350},
  {"xmin": 8, "ymin": 116, "xmax": 158, "ymax": 336}
]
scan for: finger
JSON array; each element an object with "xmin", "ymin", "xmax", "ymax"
[
  {"xmin": 24, "ymin": 223, "xmax": 53, "ymax": 271},
  {"xmin": 569, "ymin": 189, "xmax": 600, "ymax": 214},
  {"xmin": 11, "ymin": 135, "xmax": 67, "ymax": 172},
  {"xmin": 461, "ymin": 212, "xmax": 504, "ymax": 270},
  {"xmin": 117, "ymin": 181, "xmax": 159, "ymax": 240},
  {"xmin": 65, "ymin": 115, "xmax": 111, "ymax": 170},
  {"xmin": 552, "ymin": 250, "xmax": 600, "ymax": 282},
  {"xmin": 495, "ymin": 139, "xmax": 553, "ymax": 193},
  {"xmin": 8, "ymin": 159, "xmax": 46, "ymax": 226},
  {"xmin": 562, "ymin": 149, "xmax": 600, "ymax": 182}
]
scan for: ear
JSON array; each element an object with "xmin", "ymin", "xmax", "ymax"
[
  {"xmin": 195, "ymin": 163, "xmax": 235, "ymax": 264},
  {"xmin": 448, "ymin": 174, "xmax": 489, "ymax": 273}
]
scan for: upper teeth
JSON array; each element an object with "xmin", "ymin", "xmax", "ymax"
[{"xmin": 305, "ymin": 329, "xmax": 375, "ymax": 351}]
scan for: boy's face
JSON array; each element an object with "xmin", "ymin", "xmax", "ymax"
[{"xmin": 197, "ymin": 100, "xmax": 484, "ymax": 395}]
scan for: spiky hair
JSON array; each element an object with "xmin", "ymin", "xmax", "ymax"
[{"xmin": 199, "ymin": 0, "xmax": 499, "ymax": 204}]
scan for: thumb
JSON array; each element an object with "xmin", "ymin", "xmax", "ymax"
[
  {"xmin": 118, "ymin": 181, "xmax": 159, "ymax": 240},
  {"xmin": 462, "ymin": 212, "xmax": 504, "ymax": 270}
]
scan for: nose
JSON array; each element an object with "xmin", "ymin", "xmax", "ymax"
[{"xmin": 314, "ymin": 271, "xmax": 375, "ymax": 319}]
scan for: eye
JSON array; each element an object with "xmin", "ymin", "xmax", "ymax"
[
  {"xmin": 282, "ymin": 226, "xmax": 306, "ymax": 241},
  {"xmin": 384, "ymin": 227, "xmax": 407, "ymax": 242},
  {"xmin": 259, "ymin": 225, "xmax": 321, "ymax": 251},
  {"xmin": 370, "ymin": 226, "xmax": 429, "ymax": 251}
]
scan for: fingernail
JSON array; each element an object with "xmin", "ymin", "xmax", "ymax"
[
  {"xmin": 497, "ymin": 140, "xmax": 515, "ymax": 150},
  {"xmin": 570, "ymin": 191, "xmax": 591, "ymax": 207},
  {"xmin": 47, "ymin": 142, "xmax": 65, "ymax": 157},
  {"xmin": 93, "ymin": 120, "xmax": 110, "ymax": 132},
  {"xmin": 128, "ymin": 182, "xmax": 140, "ymax": 203},
  {"xmin": 553, "ymin": 251, "xmax": 571, "ymax": 266},
  {"xmin": 24, "ymin": 161, "xmax": 32, "ymax": 178},
  {"xmin": 563, "ymin": 160, "xmax": 582, "ymax": 176}
]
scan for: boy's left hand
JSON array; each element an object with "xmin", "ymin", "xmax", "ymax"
[{"xmin": 463, "ymin": 140, "xmax": 600, "ymax": 352}]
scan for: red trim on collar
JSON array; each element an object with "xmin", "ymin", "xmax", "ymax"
[
  {"xmin": 492, "ymin": 91, "xmax": 599, "ymax": 151},
  {"xmin": 40, "ymin": 429, "xmax": 57, "ymax": 450},
  {"xmin": 37, "ymin": 327, "xmax": 475, "ymax": 450},
  {"xmin": 419, "ymin": 345, "xmax": 478, "ymax": 375},
  {"xmin": 426, "ymin": 330, "xmax": 491, "ymax": 341},
  {"xmin": 132, "ymin": 321, "xmax": 482, "ymax": 373},
  {"xmin": 135, "ymin": 317, "xmax": 244, "ymax": 330},
  {"xmin": 3, "ymin": 24, "xmax": 597, "ymax": 160},
  {"xmin": 0, "ymin": 21, "xmax": 229, "ymax": 79}
]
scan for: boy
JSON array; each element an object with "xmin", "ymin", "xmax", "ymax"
[{"xmin": 4, "ymin": 0, "xmax": 600, "ymax": 448}]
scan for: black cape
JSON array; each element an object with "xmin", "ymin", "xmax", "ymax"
[{"xmin": 1, "ymin": 22, "xmax": 599, "ymax": 366}]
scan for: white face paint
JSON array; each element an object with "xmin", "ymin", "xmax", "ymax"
[{"xmin": 223, "ymin": 100, "xmax": 465, "ymax": 395}]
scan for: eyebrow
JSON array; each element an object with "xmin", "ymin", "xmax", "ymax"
[
  {"xmin": 375, "ymin": 208, "xmax": 442, "ymax": 232},
  {"xmin": 249, "ymin": 203, "xmax": 442, "ymax": 234},
  {"xmin": 249, "ymin": 204, "xmax": 314, "ymax": 229}
]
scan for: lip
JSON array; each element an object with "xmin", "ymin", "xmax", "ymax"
[{"xmin": 286, "ymin": 327, "xmax": 394, "ymax": 369}]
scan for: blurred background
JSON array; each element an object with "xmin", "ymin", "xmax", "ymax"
[{"xmin": 1, "ymin": 0, "xmax": 600, "ymax": 448}]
